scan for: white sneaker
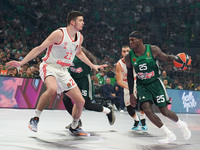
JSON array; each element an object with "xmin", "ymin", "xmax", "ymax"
[
  {"xmin": 120, "ymin": 110, "xmax": 124, "ymax": 113},
  {"xmin": 179, "ymin": 121, "xmax": 191, "ymax": 140},
  {"xmin": 158, "ymin": 131, "xmax": 176, "ymax": 144}
]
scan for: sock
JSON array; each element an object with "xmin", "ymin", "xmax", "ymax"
[
  {"xmin": 133, "ymin": 114, "xmax": 139, "ymax": 121},
  {"xmin": 102, "ymin": 107, "xmax": 111, "ymax": 114},
  {"xmin": 175, "ymin": 118, "xmax": 184, "ymax": 127},
  {"xmin": 160, "ymin": 125, "xmax": 171, "ymax": 135},
  {"xmin": 71, "ymin": 119, "xmax": 79, "ymax": 129},
  {"xmin": 140, "ymin": 111, "xmax": 146, "ymax": 120},
  {"xmin": 35, "ymin": 109, "xmax": 42, "ymax": 118}
]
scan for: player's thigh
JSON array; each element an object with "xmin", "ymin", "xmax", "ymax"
[
  {"xmin": 44, "ymin": 75, "xmax": 58, "ymax": 91},
  {"xmin": 151, "ymin": 79, "xmax": 169, "ymax": 108}
]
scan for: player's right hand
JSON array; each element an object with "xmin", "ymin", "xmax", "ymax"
[{"xmin": 6, "ymin": 61, "xmax": 21, "ymax": 69}]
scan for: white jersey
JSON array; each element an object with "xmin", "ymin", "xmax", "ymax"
[
  {"xmin": 42, "ymin": 27, "xmax": 81, "ymax": 68},
  {"xmin": 117, "ymin": 59, "xmax": 128, "ymax": 85},
  {"xmin": 117, "ymin": 58, "xmax": 137, "ymax": 106}
]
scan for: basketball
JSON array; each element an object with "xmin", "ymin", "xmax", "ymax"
[{"xmin": 173, "ymin": 53, "xmax": 192, "ymax": 70}]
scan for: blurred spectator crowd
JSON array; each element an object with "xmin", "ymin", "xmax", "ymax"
[{"xmin": 0, "ymin": 0, "xmax": 200, "ymax": 90}]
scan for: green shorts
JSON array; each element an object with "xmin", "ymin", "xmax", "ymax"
[
  {"xmin": 74, "ymin": 75, "xmax": 93, "ymax": 100},
  {"xmin": 137, "ymin": 78, "xmax": 169, "ymax": 108}
]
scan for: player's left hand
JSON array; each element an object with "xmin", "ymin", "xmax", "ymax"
[
  {"xmin": 130, "ymin": 94, "xmax": 137, "ymax": 107},
  {"xmin": 93, "ymin": 64, "xmax": 108, "ymax": 72}
]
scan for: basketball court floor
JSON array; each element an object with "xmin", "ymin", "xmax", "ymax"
[{"xmin": 0, "ymin": 108, "xmax": 199, "ymax": 150}]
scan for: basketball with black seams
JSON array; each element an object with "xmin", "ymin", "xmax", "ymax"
[{"xmin": 173, "ymin": 53, "xmax": 192, "ymax": 70}]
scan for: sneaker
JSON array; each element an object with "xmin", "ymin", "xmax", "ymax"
[
  {"xmin": 69, "ymin": 126, "xmax": 89, "ymax": 136},
  {"xmin": 158, "ymin": 131, "xmax": 176, "ymax": 144},
  {"xmin": 120, "ymin": 110, "xmax": 124, "ymax": 113},
  {"xmin": 132, "ymin": 121, "xmax": 140, "ymax": 131},
  {"xmin": 140, "ymin": 119, "xmax": 148, "ymax": 131},
  {"xmin": 179, "ymin": 121, "xmax": 191, "ymax": 140},
  {"xmin": 106, "ymin": 106, "xmax": 116, "ymax": 125},
  {"xmin": 28, "ymin": 117, "xmax": 39, "ymax": 132},
  {"xmin": 65, "ymin": 119, "xmax": 82, "ymax": 129}
]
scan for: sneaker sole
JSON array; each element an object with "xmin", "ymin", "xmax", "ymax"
[
  {"xmin": 70, "ymin": 132, "xmax": 90, "ymax": 136},
  {"xmin": 158, "ymin": 134, "xmax": 176, "ymax": 144},
  {"xmin": 28, "ymin": 125, "xmax": 37, "ymax": 132},
  {"xmin": 184, "ymin": 130, "xmax": 191, "ymax": 140},
  {"xmin": 109, "ymin": 113, "xmax": 116, "ymax": 125}
]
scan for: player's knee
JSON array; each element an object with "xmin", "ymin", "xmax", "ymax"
[
  {"xmin": 127, "ymin": 105, "xmax": 136, "ymax": 116},
  {"xmin": 46, "ymin": 87, "xmax": 57, "ymax": 97},
  {"xmin": 160, "ymin": 109, "xmax": 170, "ymax": 117},
  {"xmin": 78, "ymin": 99, "xmax": 85, "ymax": 108},
  {"xmin": 142, "ymin": 105, "xmax": 152, "ymax": 116}
]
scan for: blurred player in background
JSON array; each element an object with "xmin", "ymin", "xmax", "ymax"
[
  {"xmin": 116, "ymin": 45, "xmax": 147, "ymax": 131},
  {"xmin": 63, "ymin": 47, "xmax": 115, "ymax": 134}
]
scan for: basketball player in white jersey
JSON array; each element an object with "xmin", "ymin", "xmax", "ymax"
[
  {"xmin": 116, "ymin": 45, "xmax": 147, "ymax": 131},
  {"xmin": 6, "ymin": 11, "xmax": 107, "ymax": 136}
]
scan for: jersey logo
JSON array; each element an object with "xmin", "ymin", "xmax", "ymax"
[
  {"xmin": 137, "ymin": 71, "xmax": 155, "ymax": 80},
  {"xmin": 147, "ymin": 52, "xmax": 150, "ymax": 57},
  {"xmin": 70, "ymin": 67, "xmax": 83, "ymax": 73},
  {"xmin": 146, "ymin": 52, "xmax": 151, "ymax": 59},
  {"xmin": 56, "ymin": 60, "xmax": 71, "ymax": 67},
  {"xmin": 132, "ymin": 58, "xmax": 136, "ymax": 62},
  {"xmin": 67, "ymin": 83, "xmax": 72, "ymax": 88},
  {"xmin": 76, "ymin": 67, "xmax": 83, "ymax": 73}
]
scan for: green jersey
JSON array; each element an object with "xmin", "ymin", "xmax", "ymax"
[
  {"xmin": 69, "ymin": 56, "xmax": 94, "ymax": 100},
  {"xmin": 69, "ymin": 56, "xmax": 92, "ymax": 79},
  {"xmin": 129, "ymin": 44, "xmax": 160, "ymax": 85}
]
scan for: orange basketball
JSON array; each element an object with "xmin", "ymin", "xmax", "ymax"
[{"xmin": 173, "ymin": 53, "xmax": 192, "ymax": 70}]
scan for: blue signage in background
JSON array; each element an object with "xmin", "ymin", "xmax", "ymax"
[{"xmin": 167, "ymin": 89, "xmax": 200, "ymax": 114}]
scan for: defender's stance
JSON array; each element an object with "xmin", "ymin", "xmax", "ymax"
[{"xmin": 6, "ymin": 11, "xmax": 107, "ymax": 135}]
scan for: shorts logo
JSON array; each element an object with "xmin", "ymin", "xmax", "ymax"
[{"xmin": 67, "ymin": 83, "xmax": 72, "ymax": 88}]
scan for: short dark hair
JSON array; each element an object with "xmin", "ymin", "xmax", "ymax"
[
  {"xmin": 67, "ymin": 11, "xmax": 83, "ymax": 25},
  {"xmin": 122, "ymin": 45, "xmax": 130, "ymax": 49},
  {"xmin": 129, "ymin": 31, "xmax": 143, "ymax": 39}
]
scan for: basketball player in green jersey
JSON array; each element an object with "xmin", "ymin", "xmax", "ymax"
[
  {"xmin": 63, "ymin": 47, "xmax": 115, "ymax": 134},
  {"xmin": 125, "ymin": 31, "xmax": 191, "ymax": 143}
]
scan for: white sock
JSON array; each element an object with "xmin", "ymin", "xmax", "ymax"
[
  {"xmin": 175, "ymin": 118, "xmax": 184, "ymax": 127},
  {"xmin": 140, "ymin": 113, "xmax": 146, "ymax": 120},
  {"xmin": 35, "ymin": 109, "xmax": 42, "ymax": 118},
  {"xmin": 71, "ymin": 119, "xmax": 79, "ymax": 129},
  {"xmin": 102, "ymin": 107, "xmax": 111, "ymax": 114},
  {"xmin": 133, "ymin": 114, "xmax": 139, "ymax": 121},
  {"xmin": 160, "ymin": 124, "xmax": 171, "ymax": 135}
]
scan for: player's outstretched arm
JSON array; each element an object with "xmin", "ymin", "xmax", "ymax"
[{"xmin": 6, "ymin": 30, "xmax": 63, "ymax": 68}]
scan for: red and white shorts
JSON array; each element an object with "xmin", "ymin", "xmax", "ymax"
[{"xmin": 39, "ymin": 62, "xmax": 77, "ymax": 94}]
